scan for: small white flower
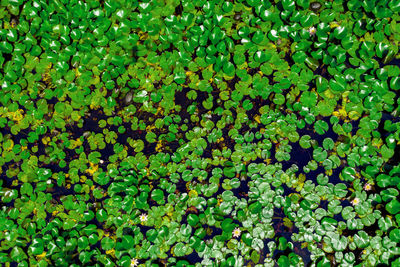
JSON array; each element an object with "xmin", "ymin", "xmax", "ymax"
[
  {"xmin": 130, "ymin": 258, "xmax": 139, "ymax": 267},
  {"xmin": 139, "ymin": 213, "xmax": 148, "ymax": 222},
  {"xmin": 99, "ymin": 159, "xmax": 104, "ymax": 164},
  {"xmin": 364, "ymin": 183, "xmax": 372, "ymax": 191},
  {"xmin": 351, "ymin": 197, "xmax": 360, "ymax": 206},
  {"xmin": 232, "ymin": 227, "xmax": 241, "ymax": 238},
  {"xmin": 308, "ymin": 26, "xmax": 316, "ymax": 36}
]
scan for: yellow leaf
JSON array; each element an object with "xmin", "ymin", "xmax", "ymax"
[
  {"xmin": 42, "ymin": 136, "xmax": 51, "ymax": 145},
  {"xmin": 80, "ymin": 175, "xmax": 87, "ymax": 183},
  {"xmin": 36, "ymin": 251, "xmax": 47, "ymax": 259},
  {"xmin": 75, "ymin": 138, "xmax": 83, "ymax": 147},
  {"xmin": 11, "ymin": 109, "xmax": 24, "ymax": 122},
  {"xmin": 264, "ymin": 158, "xmax": 271, "ymax": 164},
  {"xmin": 189, "ymin": 190, "xmax": 198, "ymax": 198},
  {"xmin": 155, "ymin": 107, "xmax": 163, "ymax": 116},
  {"xmin": 323, "ymin": 89, "xmax": 335, "ymax": 99},
  {"xmin": 74, "ymin": 67, "xmax": 81, "ymax": 77},
  {"xmin": 283, "ymin": 217, "xmax": 293, "ymax": 228},
  {"xmin": 155, "ymin": 140, "xmax": 163, "ymax": 152},
  {"xmin": 146, "ymin": 124, "xmax": 156, "ymax": 132},
  {"xmin": 330, "ymin": 22, "xmax": 340, "ymax": 28},
  {"xmin": 348, "ymin": 111, "xmax": 361, "ymax": 121},
  {"xmin": 86, "ymin": 162, "xmax": 98, "ymax": 176},
  {"xmin": 106, "ymin": 249, "xmax": 115, "ymax": 256},
  {"xmin": 338, "ymin": 107, "xmax": 347, "ymax": 118}
]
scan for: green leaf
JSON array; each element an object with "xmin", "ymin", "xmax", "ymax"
[
  {"xmin": 88, "ymin": 151, "xmax": 101, "ymax": 164},
  {"xmin": 278, "ymin": 255, "xmax": 290, "ymax": 267},
  {"xmin": 174, "ymin": 72, "xmax": 186, "ymax": 84},
  {"xmin": 223, "ymin": 62, "xmax": 235, "ymax": 76},
  {"xmin": 36, "ymin": 168, "xmax": 52, "ymax": 181},
  {"xmin": 331, "ymin": 233, "xmax": 348, "ymax": 252},
  {"xmin": 299, "ymin": 135, "xmax": 312, "ymax": 149},
  {"xmin": 381, "ymin": 145, "xmax": 394, "ymax": 160},
  {"xmin": 10, "ymin": 247, "xmax": 27, "ymax": 261},
  {"xmin": 322, "ymin": 217, "xmax": 337, "ymax": 232},
  {"xmin": 300, "ymin": 91, "xmax": 317, "ymax": 108},
  {"xmin": 187, "ymin": 214, "xmax": 199, "ymax": 227},
  {"xmin": 322, "ymin": 138, "xmax": 335, "ymax": 150},
  {"xmin": 151, "ymin": 189, "xmax": 165, "ymax": 203},
  {"xmin": 78, "ymin": 236, "xmax": 89, "ymax": 250},
  {"xmin": 146, "ymin": 132, "xmax": 157, "ymax": 143},
  {"xmin": 101, "ymin": 237, "xmax": 115, "ymax": 251},
  {"xmin": 386, "ymin": 199, "xmax": 400, "ymax": 214},
  {"xmin": 313, "ymin": 147, "xmax": 328, "ymax": 162},
  {"xmin": 173, "ymin": 242, "xmax": 187, "ymax": 257},
  {"xmin": 390, "ymin": 77, "xmax": 400, "ymax": 90},
  {"xmin": 146, "ymin": 229, "xmax": 158, "ymax": 242},
  {"xmin": 251, "ymin": 250, "xmax": 260, "ymax": 264},
  {"xmin": 20, "ymin": 183, "xmax": 33, "ymax": 195},
  {"xmin": 389, "ymin": 229, "xmax": 400, "ymax": 242},
  {"xmin": 95, "ymin": 172, "xmax": 110, "ymax": 186},
  {"xmin": 334, "ymin": 183, "xmax": 348, "ymax": 198},
  {"xmin": 353, "ymin": 231, "xmax": 369, "ymax": 248},
  {"xmin": 341, "ymin": 167, "xmax": 356, "ymax": 182},
  {"xmin": 314, "ymin": 120, "xmax": 329, "ymax": 135}
]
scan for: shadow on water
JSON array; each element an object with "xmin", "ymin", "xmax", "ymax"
[{"xmin": 232, "ymin": 179, "xmax": 250, "ymax": 198}]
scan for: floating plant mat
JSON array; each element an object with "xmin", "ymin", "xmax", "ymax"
[{"xmin": 1, "ymin": 0, "xmax": 400, "ymax": 266}]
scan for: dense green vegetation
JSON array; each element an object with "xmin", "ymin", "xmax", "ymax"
[{"xmin": 1, "ymin": 0, "xmax": 400, "ymax": 266}]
